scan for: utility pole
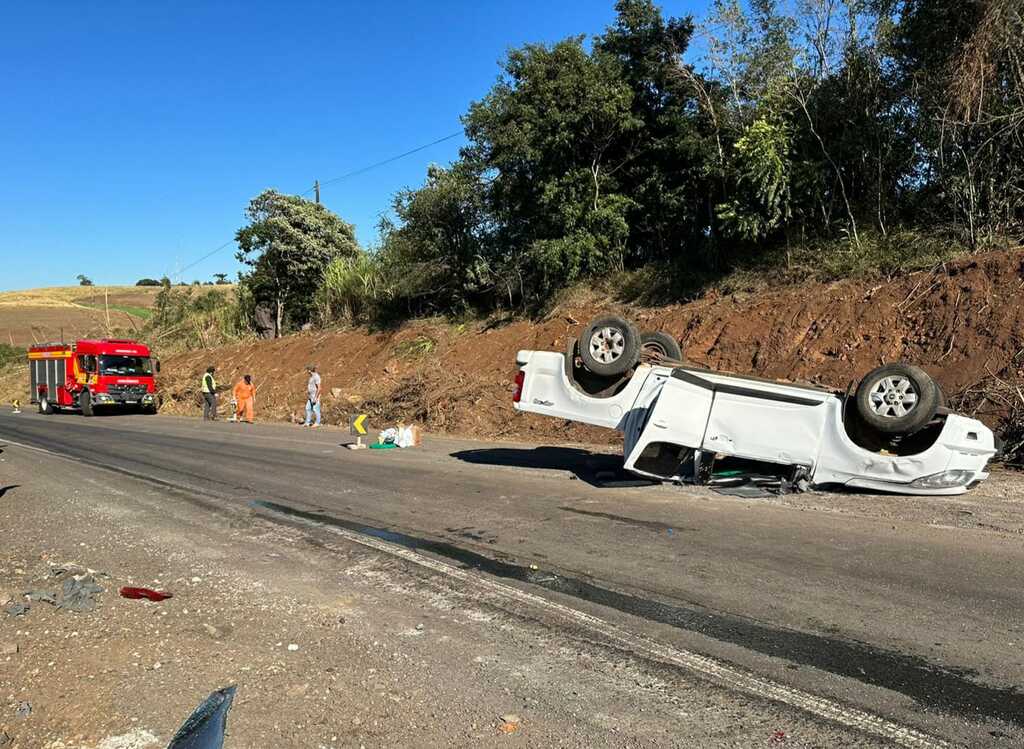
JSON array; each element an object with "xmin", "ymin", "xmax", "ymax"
[{"xmin": 314, "ymin": 180, "xmax": 320, "ymax": 204}]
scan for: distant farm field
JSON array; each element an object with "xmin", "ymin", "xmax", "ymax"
[{"xmin": 0, "ymin": 285, "xmax": 231, "ymax": 345}]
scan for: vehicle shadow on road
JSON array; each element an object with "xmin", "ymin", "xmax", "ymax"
[
  {"xmin": 450, "ymin": 446, "xmax": 657, "ymax": 488},
  {"xmin": 0, "ymin": 485, "xmax": 20, "ymax": 498}
]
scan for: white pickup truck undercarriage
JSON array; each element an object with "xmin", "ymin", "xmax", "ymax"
[{"xmin": 513, "ymin": 317, "xmax": 997, "ymax": 496}]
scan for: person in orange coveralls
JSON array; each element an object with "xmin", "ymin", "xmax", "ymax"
[{"xmin": 232, "ymin": 374, "xmax": 257, "ymax": 424}]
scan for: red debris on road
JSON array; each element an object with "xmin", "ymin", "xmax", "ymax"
[{"xmin": 119, "ymin": 587, "xmax": 173, "ymax": 602}]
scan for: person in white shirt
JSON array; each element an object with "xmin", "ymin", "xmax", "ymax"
[{"xmin": 303, "ymin": 364, "xmax": 322, "ymax": 427}]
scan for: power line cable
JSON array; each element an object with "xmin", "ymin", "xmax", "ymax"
[
  {"xmin": 171, "ymin": 130, "xmax": 463, "ymax": 279},
  {"xmin": 302, "ymin": 131, "xmax": 462, "ymax": 194},
  {"xmin": 172, "ymin": 239, "xmax": 236, "ymax": 279}
]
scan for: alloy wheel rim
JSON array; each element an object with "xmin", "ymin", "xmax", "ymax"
[
  {"xmin": 868, "ymin": 375, "xmax": 918, "ymax": 418},
  {"xmin": 589, "ymin": 327, "xmax": 626, "ymax": 364}
]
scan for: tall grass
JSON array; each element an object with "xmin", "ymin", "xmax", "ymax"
[{"xmin": 315, "ymin": 253, "xmax": 391, "ymax": 325}]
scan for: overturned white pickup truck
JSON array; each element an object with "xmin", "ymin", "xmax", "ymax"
[{"xmin": 513, "ymin": 315, "xmax": 997, "ymax": 495}]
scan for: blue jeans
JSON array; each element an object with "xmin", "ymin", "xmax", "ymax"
[{"xmin": 304, "ymin": 399, "xmax": 321, "ymax": 426}]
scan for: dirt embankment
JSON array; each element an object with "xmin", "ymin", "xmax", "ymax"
[{"xmin": 146, "ymin": 249, "xmax": 1024, "ymax": 441}]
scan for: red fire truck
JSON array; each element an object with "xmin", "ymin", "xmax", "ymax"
[{"xmin": 28, "ymin": 338, "xmax": 160, "ymax": 416}]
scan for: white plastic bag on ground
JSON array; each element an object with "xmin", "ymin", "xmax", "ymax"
[{"xmin": 396, "ymin": 426, "xmax": 413, "ymax": 448}]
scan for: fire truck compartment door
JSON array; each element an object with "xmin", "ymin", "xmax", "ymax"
[{"xmin": 30, "ymin": 356, "xmax": 67, "ymax": 404}]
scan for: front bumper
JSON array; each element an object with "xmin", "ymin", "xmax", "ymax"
[
  {"xmin": 843, "ymin": 470, "xmax": 990, "ymax": 496},
  {"xmin": 93, "ymin": 390, "xmax": 156, "ymax": 406}
]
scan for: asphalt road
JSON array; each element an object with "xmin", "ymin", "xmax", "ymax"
[{"xmin": 1, "ymin": 409, "xmax": 1021, "ymax": 746}]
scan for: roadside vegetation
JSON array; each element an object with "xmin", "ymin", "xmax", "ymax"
[
  {"xmin": 144, "ymin": 281, "xmax": 249, "ymax": 351},
  {"xmin": 0, "ymin": 344, "xmax": 27, "ymax": 405},
  {"xmin": 0, "ymin": 344, "xmax": 25, "ymax": 369},
  {"xmin": 171, "ymin": 0, "xmax": 1020, "ymax": 344}
]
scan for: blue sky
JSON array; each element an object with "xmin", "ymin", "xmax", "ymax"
[{"xmin": 1, "ymin": 1, "xmax": 705, "ymax": 290}]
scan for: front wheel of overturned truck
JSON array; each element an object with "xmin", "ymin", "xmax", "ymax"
[{"xmin": 854, "ymin": 363, "xmax": 941, "ymax": 436}]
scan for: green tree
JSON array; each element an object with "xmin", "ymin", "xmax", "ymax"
[
  {"xmin": 235, "ymin": 190, "xmax": 358, "ymax": 336},
  {"xmin": 881, "ymin": 0, "xmax": 1024, "ymax": 244},
  {"xmin": 594, "ymin": 0, "xmax": 722, "ymax": 264},
  {"xmin": 370, "ymin": 0, "xmax": 1024, "ymax": 317},
  {"xmin": 378, "ymin": 164, "xmax": 492, "ymax": 313},
  {"xmin": 717, "ymin": 117, "xmax": 793, "ymax": 239},
  {"xmin": 213, "ymin": 273, "xmax": 230, "ymax": 285},
  {"xmin": 76, "ymin": 274, "xmax": 93, "ymax": 286},
  {"xmin": 462, "ymin": 36, "xmax": 644, "ymax": 302}
]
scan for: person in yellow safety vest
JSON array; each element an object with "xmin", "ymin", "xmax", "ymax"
[{"xmin": 201, "ymin": 366, "xmax": 218, "ymax": 421}]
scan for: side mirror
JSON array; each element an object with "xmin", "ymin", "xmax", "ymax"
[{"xmin": 155, "ymin": 360, "xmax": 161, "ymax": 373}]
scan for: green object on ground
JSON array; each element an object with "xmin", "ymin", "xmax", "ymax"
[
  {"xmin": 369, "ymin": 442, "xmax": 397, "ymax": 450},
  {"xmin": 712, "ymin": 469, "xmax": 745, "ymax": 477}
]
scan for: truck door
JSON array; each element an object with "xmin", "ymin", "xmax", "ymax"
[
  {"xmin": 701, "ymin": 381, "xmax": 827, "ymax": 467},
  {"xmin": 623, "ymin": 373, "xmax": 714, "ymax": 480}
]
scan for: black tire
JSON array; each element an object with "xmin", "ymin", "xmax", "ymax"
[
  {"xmin": 38, "ymin": 397, "xmax": 54, "ymax": 415},
  {"xmin": 579, "ymin": 315, "xmax": 641, "ymax": 377},
  {"xmin": 640, "ymin": 331, "xmax": 683, "ymax": 361},
  {"xmin": 854, "ymin": 363, "xmax": 939, "ymax": 435},
  {"xmin": 80, "ymin": 390, "xmax": 94, "ymax": 417}
]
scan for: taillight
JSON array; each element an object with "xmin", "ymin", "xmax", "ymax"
[{"xmin": 513, "ymin": 370, "xmax": 525, "ymax": 403}]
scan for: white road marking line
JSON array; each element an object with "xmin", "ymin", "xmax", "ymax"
[{"xmin": 263, "ymin": 506, "xmax": 952, "ymax": 749}]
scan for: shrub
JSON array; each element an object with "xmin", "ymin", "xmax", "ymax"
[
  {"xmin": 0, "ymin": 344, "xmax": 25, "ymax": 368},
  {"xmin": 147, "ymin": 286, "xmax": 249, "ymax": 351}
]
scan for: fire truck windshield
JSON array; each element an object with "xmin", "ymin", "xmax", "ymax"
[{"xmin": 99, "ymin": 355, "xmax": 152, "ymax": 376}]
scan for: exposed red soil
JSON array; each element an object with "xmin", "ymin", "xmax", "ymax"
[{"xmin": 159, "ymin": 248, "xmax": 1024, "ymax": 442}]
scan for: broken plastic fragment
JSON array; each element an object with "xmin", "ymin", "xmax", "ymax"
[
  {"xmin": 3, "ymin": 603, "xmax": 28, "ymax": 617},
  {"xmin": 119, "ymin": 587, "xmax": 173, "ymax": 602},
  {"xmin": 167, "ymin": 686, "xmax": 236, "ymax": 749},
  {"xmin": 25, "ymin": 590, "xmax": 58, "ymax": 605},
  {"xmin": 59, "ymin": 576, "xmax": 104, "ymax": 612}
]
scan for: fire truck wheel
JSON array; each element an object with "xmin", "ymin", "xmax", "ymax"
[
  {"xmin": 38, "ymin": 397, "xmax": 54, "ymax": 415},
  {"xmin": 80, "ymin": 390, "xmax": 95, "ymax": 417}
]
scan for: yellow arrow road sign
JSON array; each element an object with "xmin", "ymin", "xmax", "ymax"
[{"xmin": 350, "ymin": 413, "xmax": 368, "ymax": 435}]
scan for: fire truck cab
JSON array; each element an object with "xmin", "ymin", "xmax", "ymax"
[{"xmin": 28, "ymin": 338, "xmax": 159, "ymax": 416}]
